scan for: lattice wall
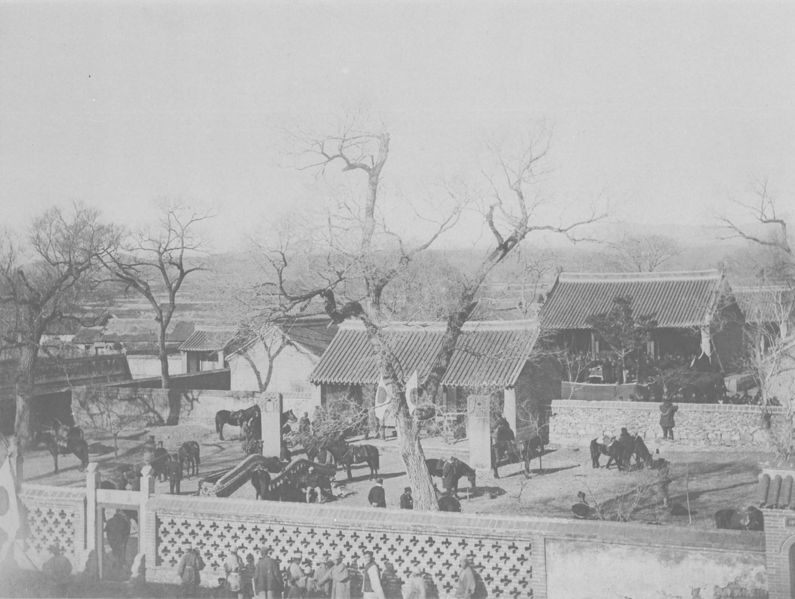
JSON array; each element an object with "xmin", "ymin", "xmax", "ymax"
[
  {"xmin": 156, "ymin": 514, "xmax": 533, "ymax": 598},
  {"xmin": 24, "ymin": 504, "xmax": 80, "ymax": 558}
]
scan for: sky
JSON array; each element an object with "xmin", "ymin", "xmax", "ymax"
[{"xmin": 1, "ymin": 1, "xmax": 794, "ymax": 252}]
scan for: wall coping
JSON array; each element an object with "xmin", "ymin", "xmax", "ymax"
[
  {"xmin": 148, "ymin": 495, "xmax": 764, "ymax": 553},
  {"xmin": 551, "ymin": 399, "xmax": 785, "ymax": 415},
  {"xmin": 20, "ymin": 483, "xmax": 86, "ymax": 502}
]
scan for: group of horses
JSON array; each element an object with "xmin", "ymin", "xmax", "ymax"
[
  {"xmin": 589, "ymin": 431, "xmax": 654, "ymax": 472},
  {"xmin": 490, "ymin": 423, "xmax": 546, "ymax": 479}
]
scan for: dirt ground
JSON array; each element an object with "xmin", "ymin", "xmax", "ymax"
[{"xmin": 22, "ymin": 423, "xmax": 769, "ymax": 530}]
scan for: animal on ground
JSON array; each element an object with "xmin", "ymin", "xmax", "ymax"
[
  {"xmin": 178, "ymin": 441, "xmax": 201, "ymax": 478},
  {"xmin": 714, "ymin": 507, "xmax": 764, "ymax": 531},
  {"xmin": 215, "ymin": 405, "xmax": 261, "ymax": 441},
  {"xmin": 104, "ymin": 511, "xmax": 131, "ymax": 570},
  {"xmin": 438, "ymin": 494, "xmax": 462, "ymax": 512},
  {"xmin": 250, "ymin": 468, "xmax": 272, "ymax": 500},
  {"xmin": 339, "ymin": 444, "xmax": 380, "ymax": 481},
  {"xmin": 521, "ymin": 435, "xmax": 546, "ymax": 477},
  {"xmin": 41, "ymin": 431, "xmax": 89, "ymax": 474},
  {"xmin": 425, "ymin": 458, "xmax": 477, "ymax": 493}
]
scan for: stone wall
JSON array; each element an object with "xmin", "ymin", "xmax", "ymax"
[{"xmin": 550, "ymin": 399, "xmax": 786, "ymax": 448}]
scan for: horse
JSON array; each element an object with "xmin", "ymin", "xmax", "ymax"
[
  {"xmin": 438, "ymin": 494, "xmax": 462, "ymax": 512},
  {"xmin": 339, "ymin": 444, "xmax": 380, "ymax": 481},
  {"xmin": 715, "ymin": 507, "xmax": 764, "ymax": 531},
  {"xmin": 521, "ymin": 435, "xmax": 546, "ymax": 477},
  {"xmin": 149, "ymin": 446, "xmax": 170, "ymax": 482},
  {"xmin": 425, "ymin": 458, "xmax": 477, "ymax": 493},
  {"xmin": 41, "ymin": 432, "xmax": 88, "ymax": 474},
  {"xmin": 590, "ymin": 435, "xmax": 652, "ymax": 471},
  {"xmin": 178, "ymin": 441, "xmax": 201, "ymax": 478},
  {"xmin": 215, "ymin": 405, "xmax": 261, "ymax": 441},
  {"xmin": 250, "ymin": 468, "xmax": 272, "ymax": 500},
  {"xmin": 104, "ymin": 511, "xmax": 131, "ymax": 570},
  {"xmin": 282, "ymin": 409, "xmax": 298, "ymax": 436},
  {"xmin": 490, "ymin": 441, "xmax": 522, "ymax": 479},
  {"xmin": 111, "ymin": 464, "xmax": 142, "ymax": 491}
]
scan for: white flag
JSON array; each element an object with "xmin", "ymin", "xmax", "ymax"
[
  {"xmin": 374, "ymin": 375, "xmax": 391, "ymax": 421},
  {"xmin": 405, "ymin": 371, "xmax": 419, "ymax": 416},
  {"xmin": 0, "ymin": 455, "xmax": 22, "ymax": 561}
]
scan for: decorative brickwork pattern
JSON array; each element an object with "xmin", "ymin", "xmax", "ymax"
[
  {"xmin": 155, "ymin": 513, "xmax": 533, "ymax": 598},
  {"xmin": 19, "ymin": 484, "xmax": 86, "ymax": 560}
]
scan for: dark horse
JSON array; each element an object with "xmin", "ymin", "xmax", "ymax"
[
  {"xmin": 339, "ymin": 444, "xmax": 380, "ymax": 481},
  {"xmin": 590, "ymin": 435, "xmax": 653, "ymax": 471},
  {"xmin": 521, "ymin": 435, "xmax": 546, "ymax": 477},
  {"xmin": 215, "ymin": 405, "xmax": 261, "ymax": 441},
  {"xmin": 41, "ymin": 431, "xmax": 88, "ymax": 474},
  {"xmin": 178, "ymin": 441, "xmax": 201, "ymax": 478},
  {"xmin": 250, "ymin": 468, "xmax": 272, "ymax": 500},
  {"xmin": 215, "ymin": 406, "xmax": 297, "ymax": 440},
  {"xmin": 425, "ymin": 458, "xmax": 477, "ymax": 493},
  {"xmin": 715, "ymin": 506, "xmax": 764, "ymax": 531}
]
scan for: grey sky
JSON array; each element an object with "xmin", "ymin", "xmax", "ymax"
[{"xmin": 1, "ymin": 1, "xmax": 793, "ymax": 251}]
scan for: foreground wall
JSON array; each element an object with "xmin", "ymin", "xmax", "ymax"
[
  {"xmin": 13, "ymin": 477, "xmax": 768, "ymax": 599},
  {"xmin": 550, "ymin": 399, "xmax": 785, "ymax": 448}
]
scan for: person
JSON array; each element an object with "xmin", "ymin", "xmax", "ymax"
[
  {"xmin": 242, "ymin": 554, "xmax": 256, "ymax": 599},
  {"xmin": 617, "ymin": 427, "xmax": 632, "ymax": 448},
  {"xmin": 442, "ymin": 457, "xmax": 457, "ymax": 495},
  {"xmin": 368, "ymin": 478, "xmax": 386, "ymax": 508},
  {"xmin": 660, "ymin": 399, "xmax": 678, "ymax": 441},
  {"xmin": 405, "ymin": 567, "xmax": 427, "ymax": 599},
  {"xmin": 299, "ymin": 413, "xmax": 311, "ymax": 436},
  {"xmin": 317, "ymin": 551, "xmax": 350, "ymax": 599},
  {"xmin": 380, "ymin": 561, "xmax": 403, "ymax": 599},
  {"xmin": 177, "ymin": 545, "xmax": 206, "ymax": 598},
  {"xmin": 313, "ymin": 558, "xmax": 333, "ymax": 598},
  {"xmin": 43, "ymin": 544, "xmax": 72, "ymax": 598},
  {"xmin": 455, "ymin": 556, "xmax": 476, "ymax": 599},
  {"xmin": 399, "ymin": 487, "xmax": 413, "ymax": 510},
  {"xmin": 286, "ymin": 555, "xmax": 304, "ymax": 598},
  {"xmin": 225, "ymin": 546, "xmax": 245, "ymax": 599},
  {"xmin": 361, "ymin": 550, "xmax": 385, "ymax": 599},
  {"xmin": 254, "ymin": 546, "xmax": 283, "ymax": 599}
]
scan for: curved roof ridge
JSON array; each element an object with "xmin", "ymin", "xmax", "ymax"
[{"xmin": 558, "ymin": 270, "xmax": 722, "ymax": 282}]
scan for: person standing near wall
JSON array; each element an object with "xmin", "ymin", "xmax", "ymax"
[
  {"xmin": 399, "ymin": 487, "xmax": 413, "ymax": 510},
  {"xmin": 405, "ymin": 567, "xmax": 427, "ymax": 599},
  {"xmin": 455, "ymin": 556, "xmax": 476, "ymax": 599},
  {"xmin": 176, "ymin": 545, "xmax": 205, "ymax": 598},
  {"xmin": 659, "ymin": 399, "xmax": 679, "ymax": 441},
  {"xmin": 225, "ymin": 546, "xmax": 245, "ymax": 599},
  {"xmin": 42, "ymin": 544, "xmax": 72, "ymax": 598},
  {"xmin": 316, "ymin": 551, "xmax": 350, "ymax": 599},
  {"xmin": 361, "ymin": 550, "xmax": 385, "ymax": 599},
  {"xmin": 254, "ymin": 546, "xmax": 284, "ymax": 599},
  {"xmin": 368, "ymin": 478, "xmax": 386, "ymax": 508}
]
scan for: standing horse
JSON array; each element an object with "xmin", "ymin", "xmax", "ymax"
[
  {"xmin": 178, "ymin": 441, "xmax": 201, "ymax": 478},
  {"xmin": 104, "ymin": 511, "xmax": 131, "ymax": 570},
  {"xmin": 339, "ymin": 444, "xmax": 380, "ymax": 481},
  {"xmin": 425, "ymin": 459, "xmax": 477, "ymax": 493},
  {"xmin": 41, "ymin": 432, "xmax": 88, "ymax": 474},
  {"xmin": 250, "ymin": 468, "xmax": 272, "ymax": 500},
  {"xmin": 215, "ymin": 405, "xmax": 261, "ymax": 441},
  {"xmin": 521, "ymin": 435, "xmax": 546, "ymax": 477}
]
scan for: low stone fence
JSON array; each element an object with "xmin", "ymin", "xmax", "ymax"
[
  {"xmin": 12, "ymin": 470, "xmax": 769, "ymax": 598},
  {"xmin": 17, "ymin": 484, "xmax": 87, "ymax": 567},
  {"xmin": 550, "ymin": 399, "xmax": 786, "ymax": 448},
  {"xmin": 143, "ymin": 494, "xmax": 765, "ymax": 599}
]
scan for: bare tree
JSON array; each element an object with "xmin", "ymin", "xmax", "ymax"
[
  {"xmin": 99, "ymin": 200, "xmax": 214, "ymax": 424},
  {"xmin": 0, "ymin": 203, "xmax": 115, "ymax": 483},
  {"xmin": 264, "ymin": 114, "xmax": 607, "ymax": 510},
  {"xmin": 716, "ymin": 176, "xmax": 794, "ymax": 281},
  {"xmin": 602, "ymin": 232, "xmax": 681, "ymax": 273}
]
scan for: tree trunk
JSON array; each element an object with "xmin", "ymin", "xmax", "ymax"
[
  {"xmin": 160, "ymin": 323, "xmax": 179, "ymax": 424},
  {"xmin": 394, "ymin": 400, "xmax": 438, "ymax": 511},
  {"xmin": 14, "ymin": 346, "xmax": 37, "ymax": 487}
]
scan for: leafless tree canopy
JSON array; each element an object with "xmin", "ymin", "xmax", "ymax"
[{"xmin": 602, "ymin": 233, "xmax": 682, "ymax": 273}]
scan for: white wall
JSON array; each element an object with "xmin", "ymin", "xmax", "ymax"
[
  {"xmin": 127, "ymin": 355, "xmax": 184, "ymax": 379},
  {"xmin": 229, "ymin": 340, "xmax": 319, "ymax": 394}
]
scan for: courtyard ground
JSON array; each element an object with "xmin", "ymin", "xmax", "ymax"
[{"xmin": 21, "ymin": 422, "xmax": 769, "ymax": 530}]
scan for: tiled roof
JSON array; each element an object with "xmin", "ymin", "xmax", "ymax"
[
  {"xmin": 310, "ymin": 320, "xmax": 538, "ymax": 387},
  {"xmin": 99, "ymin": 319, "xmax": 195, "ymax": 344},
  {"xmin": 539, "ymin": 270, "xmax": 726, "ymax": 329},
  {"xmin": 179, "ymin": 328, "xmax": 238, "ymax": 352},
  {"xmin": 277, "ymin": 315, "xmax": 338, "ymax": 357},
  {"xmin": 756, "ymin": 472, "xmax": 795, "ymax": 510},
  {"xmin": 72, "ymin": 326, "xmax": 105, "ymax": 344},
  {"xmin": 733, "ymin": 286, "xmax": 795, "ymax": 325}
]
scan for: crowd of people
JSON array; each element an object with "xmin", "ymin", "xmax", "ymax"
[{"xmin": 177, "ymin": 544, "xmax": 486, "ymax": 599}]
